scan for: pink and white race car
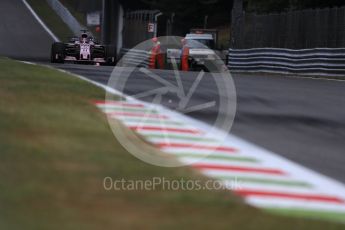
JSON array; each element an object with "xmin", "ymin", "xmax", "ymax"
[{"xmin": 50, "ymin": 31, "xmax": 116, "ymax": 65}]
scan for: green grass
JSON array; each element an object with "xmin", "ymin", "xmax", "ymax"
[
  {"xmin": 58, "ymin": 0, "xmax": 101, "ymax": 39},
  {"xmin": 27, "ymin": 0, "xmax": 101, "ymax": 41},
  {"xmin": 59, "ymin": 0, "xmax": 87, "ymax": 27},
  {"xmin": 0, "ymin": 57, "xmax": 344, "ymax": 229},
  {"xmin": 26, "ymin": 0, "xmax": 74, "ymax": 41},
  {"xmin": 266, "ymin": 208, "xmax": 345, "ymax": 223}
]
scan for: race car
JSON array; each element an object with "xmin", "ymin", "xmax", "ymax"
[{"xmin": 50, "ymin": 31, "xmax": 116, "ymax": 65}]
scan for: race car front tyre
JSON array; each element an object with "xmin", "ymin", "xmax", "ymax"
[
  {"xmin": 51, "ymin": 42, "xmax": 65, "ymax": 63},
  {"xmin": 105, "ymin": 45, "xmax": 116, "ymax": 66}
]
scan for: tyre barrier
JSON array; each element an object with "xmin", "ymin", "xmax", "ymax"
[{"xmin": 227, "ymin": 48, "xmax": 345, "ymax": 77}]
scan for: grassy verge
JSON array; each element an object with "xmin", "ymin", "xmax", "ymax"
[
  {"xmin": 27, "ymin": 0, "xmax": 100, "ymax": 41},
  {"xmin": 26, "ymin": 0, "xmax": 74, "ymax": 41},
  {"xmin": 0, "ymin": 58, "xmax": 344, "ymax": 229},
  {"xmin": 59, "ymin": 0, "xmax": 87, "ymax": 27},
  {"xmin": 58, "ymin": 0, "xmax": 100, "ymax": 39}
]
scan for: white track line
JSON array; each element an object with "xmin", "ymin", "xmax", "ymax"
[
  {"xmin": 22, "ymin": 0, "xmax": 59, "ymax": 42},
  {"xmin": 179, "ymin": 157, "xmax": 262, "ymax": 167}
]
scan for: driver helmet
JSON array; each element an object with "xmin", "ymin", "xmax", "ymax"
[{"xmin": 80, "ymin": 33, "xmax": 88, "ymax": 42}]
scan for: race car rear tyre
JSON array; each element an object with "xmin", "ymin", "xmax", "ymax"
[
  {"xmin": 105, "ymin": 45, "xmax": 116, "ymax": 66},
  {"xmin": 51, "ymin": 42, "xmax": 65, "ymax": 63}
]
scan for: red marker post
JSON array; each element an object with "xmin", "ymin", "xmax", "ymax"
[
  {"xmin": 149, "ymin": 37, "xmax": 164, "ymax": 69},
  {"xmin": 181, "ymin": 38, "xmax": 190, "ymax": 71}
]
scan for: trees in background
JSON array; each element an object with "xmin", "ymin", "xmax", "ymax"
[
  {"xmin": 138, "ymin": 0, "xmax": 345, "ymax": 14},
  {"xmin": 245, "ymin": 0, "xmax": 345, "ymax": 13},
  {"xmin": 134, "ymin": 0, "xmax": 345, "ymax": 31},
  {"xmin": 120, "ymin": 0, "xmax": 345, "ymax": 37},
  {"xmin": 136, "ymin": 0, "xmax": 232, "ymax": 35}
]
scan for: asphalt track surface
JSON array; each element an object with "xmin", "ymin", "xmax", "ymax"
[
  {"xmin": 51, "ymin": 64, "xmax": 345, "ymax": 184},
  {"xmin": 2, "ymin": 0, "xmax": 345, "ymax": 184},
  {"xmin": 0, "ymin": 0, "xmax": 53, "ymax": 60}
]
